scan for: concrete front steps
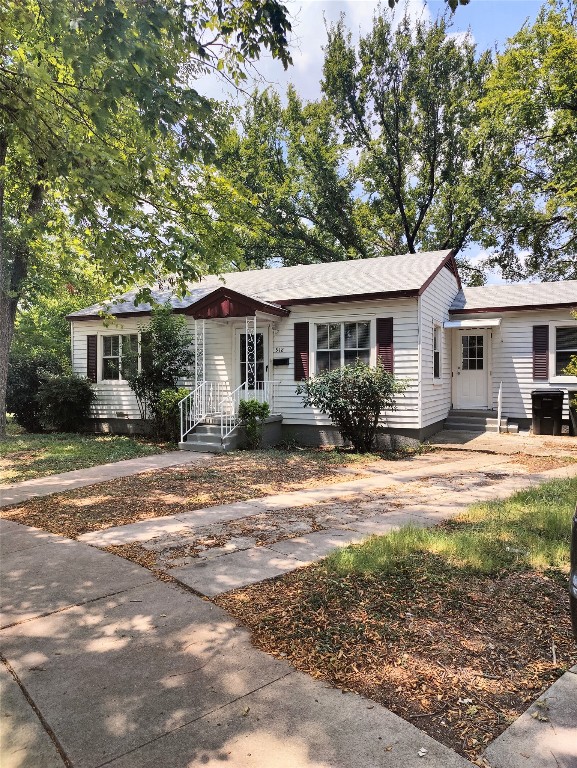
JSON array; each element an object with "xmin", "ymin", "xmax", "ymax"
[
  {"xmin": 178, "ymin": 414, "xmax": 283, "ymax": 453},
  {"xmin": 444, "ymin": 409, "xmax": 519, "ymax": 434},
  {"xmin": 179, "ymin": 420, "xmax": 240, "ymax": 453}
]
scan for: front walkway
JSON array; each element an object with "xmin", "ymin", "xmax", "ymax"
[
  {"xmin": 431, "ymin": 428, "xmax": 577, "ymax": 457},
  {"xmin": 79, "ymin": 452, "xmax": 577, "ymax": 596},
  {"xmin": 0, "ymin": 451, "xmax": 211, "ymax": 508}
]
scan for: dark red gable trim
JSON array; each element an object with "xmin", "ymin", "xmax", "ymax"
[
  {"xmin": 450, "ymin": 302, "xmax": 577, "ymax": 315},
  {"xmin": 417, "ymin": 249, "xmax": 461, "ymax": 294},
  {"xmin": 183, "ymin": 287, "xmax": 290, "ymax": 319}
]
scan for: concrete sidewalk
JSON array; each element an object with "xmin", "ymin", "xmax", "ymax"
[
  {"xmin": 0, "ymin": 518, "xmax": 473, "ymax": 768},
  {"xmin": 78, "ymin": 456, "xmax": 577, "ymax": 597},
  {"xmin": 0, "ymin": 451, "xmax": 211, "ymax": 508}
]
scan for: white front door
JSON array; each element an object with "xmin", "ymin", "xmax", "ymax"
[
  {"xmin": 453, "ymin": 330, "xmax": 489, "ymax": 409},
  {"xmin": 235, "ymin": 328, "xmax": 269, "ymax": 389}
]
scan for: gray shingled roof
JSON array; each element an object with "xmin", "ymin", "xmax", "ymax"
[
  {"xmin": 451, "ymin": 280, "xmax": 577, "ymax": 313},
  {"xmin": 69, "ymin": 250, "xmax": 452, "ymax": 318}
]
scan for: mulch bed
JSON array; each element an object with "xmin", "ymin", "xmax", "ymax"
[
  {"xmin": 0, "ymin": 451, "xmax": 373, "ymax": 538},
  {"xmin": 216, "ymin": 556, "xmax": 577, "ymax": 763}
]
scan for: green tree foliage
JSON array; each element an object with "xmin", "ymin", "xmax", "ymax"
[
  {"xmin": 322, "ymin": 11, "xmax": 498, "ymax": 262},
  {"xmin": 479, "ymin": 0, "xmax": 577, "ymax": 280},
  {"xmin": 223, "ymin": 10, "xmax": 505, "ymax": 277},
  {"xmin": 387, "ymin": 0, "xmax": 470, "ymax": 9},
  {"xmin": 297, "ymin": 361, "xmax": 406, "ymax": 453},
  {"xmin": 125, "ymin": 306, "xmax": 194, "ymax": 424},
  {"xmin": 220, "ymin": 88, "xmax": 369, "ymax": 267},
  {"xmin": 0, "ymin": 0, "xmax": 292, "ymax": 434}
]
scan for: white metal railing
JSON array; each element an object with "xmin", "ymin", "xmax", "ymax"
[
  {"xmin": 179, "ymin": 381, "xmax": 230, "ymax": 443},
  {"xmin": 220, "ymin": 381, "xmax": 279, "ymax": 441},
  {"xmin": 179, "ymin": 380, "xmax": 279, "ymax": 444},
  {"xmin": 497, "ymin": 381, "xmax": 503, "ymax": 434}
]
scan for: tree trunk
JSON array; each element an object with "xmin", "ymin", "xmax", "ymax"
[
  {"xmin": 0, "ymin": 289, "xmax": 18, "ymax": 436},
  {"xmin": 0, "ymin": 163, "xmax": 44, "ymax": 436}
]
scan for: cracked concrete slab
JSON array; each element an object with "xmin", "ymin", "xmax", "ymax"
[
  {"xmin": 483, "ymin": 667, "xmax": 577, "ymax": 768},
  {"xmin": 105, "ymin": 669, "xmax": 474, "ymax": 768},
  {"xmin": 171, "ymin": 547, "xmax": 304, "ymax": 596},
  {"xmin": 0, "ymin": 662, "xmax": 66, "ymax": 768},
  {"xmin": 0, "ymin": 581, "xmax": 292, "ymax": 768},
  {"xmin": 268, "ymin": 529, "xmax": 367, "ymax": 563}
]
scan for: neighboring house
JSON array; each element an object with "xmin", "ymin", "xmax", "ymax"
[{"xmin": 67, "ymin": 250, "xmax": 577, "ymax": 449}]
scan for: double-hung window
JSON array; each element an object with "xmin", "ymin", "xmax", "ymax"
[
  {"xmin": 555, "ymin": 327, "xmax": 577, "ymax": 375},
  {"xmin": 101, "ymin": 334, "xmax": 139, "ymax": 381},
  {"xmin": 315, "ymin": 321, "xmax": 370, "ymax": 373}
]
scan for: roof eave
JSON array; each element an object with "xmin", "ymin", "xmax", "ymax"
[{"xmin": 450, "ymin": 301, "xmax": 577, "ymax": 315}]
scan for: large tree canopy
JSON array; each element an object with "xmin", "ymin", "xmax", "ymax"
[
  {"xmin": 479, "ymin": 0, "xmax": 577, "ymax": 280},
  {"xmin": 223, "ymin": 10, "xmax": 506, "ymax": 277},
  {"xmin": 0, "ymin": 0, "xmax": 292, "ymax": 432},
  {"xmin": 219, "ymin": 87, "xmax": 370, "ymax": 267}
]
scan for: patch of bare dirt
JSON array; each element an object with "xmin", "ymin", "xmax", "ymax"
[{"xmin": 511, "ymin": 454, "xmax": 577, "ymax": 472}]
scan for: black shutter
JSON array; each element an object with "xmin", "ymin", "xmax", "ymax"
[
  {"xmin": 533, "ymin": 325, "xmax": 549, "ymax": 381},
  {"xmin": 87, "ymin": 335, "xmax": 98, "ymax": 383},
  {"xmin": 376, "ymin": 317, "xmax": 394, "ymax": 373},
  {"xmin": 294, "ymin": 322, "xmax": 309, "ymax": 381}
]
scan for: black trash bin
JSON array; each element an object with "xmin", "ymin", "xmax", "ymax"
[{"xmin": 531, "ymin": 389, "xmax": 564, "ymax": 435}]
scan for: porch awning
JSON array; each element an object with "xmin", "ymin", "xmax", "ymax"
[{"xmin": 443, "ymin": 318, "xmax": 502, "ymax": 329}]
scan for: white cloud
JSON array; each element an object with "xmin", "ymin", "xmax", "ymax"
[{"xmin": 196, "ymin": 0, "xmax": 430, "ymax": 104}]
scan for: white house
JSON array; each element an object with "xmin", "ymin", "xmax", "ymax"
[{"xmin": 67, "ymin": 250, "xmax": 577, "ymax": 449}]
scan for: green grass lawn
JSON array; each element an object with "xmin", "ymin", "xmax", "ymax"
[
  {"xmin": 327, "ymin": 476, "xmax": 575, "ymax": 575},
  {"xmin": 0, "ymin": 425, "xmax": 171, "ymax": 484}
]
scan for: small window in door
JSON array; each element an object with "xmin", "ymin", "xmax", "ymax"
[
  {"xmin": 240, "ymin": 333, "xmax": 265, "ymax": 389},
  {"xmin": 461, "ymin": 335, "xmax": 484, "ymax": 371}
]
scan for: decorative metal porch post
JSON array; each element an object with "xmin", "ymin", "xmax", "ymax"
[{"xmin": 245, "ymin": 315, "xmax": 256, "ymax": 397}]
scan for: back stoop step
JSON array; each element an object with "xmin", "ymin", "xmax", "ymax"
[{"xmin": 444, "ymin": 409, "xmax": 519, "ymax": 434}]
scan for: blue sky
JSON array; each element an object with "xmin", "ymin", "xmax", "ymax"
[{"xmin": 198, "ymin": 0, "xmax": 545, "ymax": 282}]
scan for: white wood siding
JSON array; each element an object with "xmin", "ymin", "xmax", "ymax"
[
  {"xmin": 271, "ymin": 299, "xmax": 420, "ymax": 428},
  {"xmin": 419, "ymin": 268, "xmax": 461, "ymax": 427},
  {"xmin": 451, "ymin": 308, "xmax": 577, "ymax": 420},
  {"xmin": 72, "ymin": 298, "xmax": 421, "ymax": 427}
]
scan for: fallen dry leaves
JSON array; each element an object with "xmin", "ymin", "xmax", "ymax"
[
  {"xmin": 216, "ymin": 558, "xmax": 577, "ymax": 762},
  {"xmin": 0, "ymin": 450, "xmax": 374, "ymax": 538}
]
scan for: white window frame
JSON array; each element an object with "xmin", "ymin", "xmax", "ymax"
[
  {"xmin": 99, "ymin": 332, "xmax": 140, "ymax": 383},
  {"xmin": 432, "ymin": 322, "xmax": 442, "ymax": 383},
  {"xmin": 313, "ymin": 319, "xmax": 373, "ymax": 375},
  {"xmin": 549, "ymin": 320, "xmax": 577, "ymax": 384}
]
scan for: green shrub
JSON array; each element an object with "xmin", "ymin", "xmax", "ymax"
[
  {"xmin": 157, "ymin": 387, "xmax": 190, "ymax": 442},
  {"xmin": 6, "ymin": 351, "xmax": 63, "ymax": 432},
  {"xmin": 238, "ymin": 399, "xmax": 270, "ymax": 449},
  {"xmin": 37, "ymin": 374, "xmax": 95, "ymax": 432},
  {"xmin": 296, "ymin": 361, "xmax": 406, "ymax": 452},
  {"xmin": 124, "ymin": 305, "xmax": 194, "ymax": 422}
]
